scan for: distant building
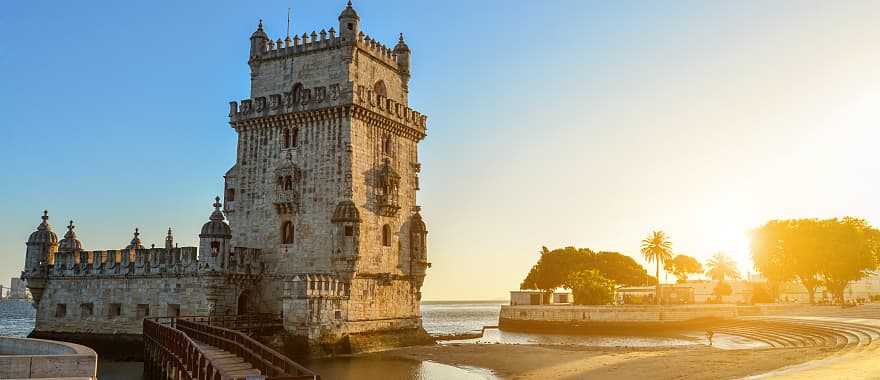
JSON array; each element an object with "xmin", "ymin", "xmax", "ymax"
[
  {"xmin": 509, "ymin": 290, "xmax": 573, "ymax": 305},
  {"xmin": 9, "ymin": 278, "xmax": 28, "ymax": 299}
]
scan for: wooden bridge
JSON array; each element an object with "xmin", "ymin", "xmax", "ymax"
[{"xmin": 143, "ymin": 314, "xmax": 319, "ymax": 380}]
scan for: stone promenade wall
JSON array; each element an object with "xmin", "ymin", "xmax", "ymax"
[
  {"xmin": 0, "ymin": 336, "xmax": 97, "ymax": 379},
  {"xmin": 499, "ymin": 304, "xmax": 738, "ymax": 332}
]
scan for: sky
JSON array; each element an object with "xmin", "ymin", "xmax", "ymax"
[{"xmin": 2, "ymin": 1, "xmax": 879, "ymax": 300}]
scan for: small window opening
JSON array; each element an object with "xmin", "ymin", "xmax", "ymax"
[
  {"xmin": 80, "ymin": 303, "xmax": 93, "ymax": 319},
  {"xmin": 109, "ymin": 303, "xmax": 122, "ymax": 318},
  {"xmin": 292, "ymin": 127, "xmax": 299, "ymax": 147},
  {"xmin": 283, "ymin": 128, "xmax": 290, "ymax": 148},
  {"xmin": 382, "ymin": 224, "xmax": 392, "ymax": 247},
  {"xmin": 344, "ymin": 225, "xmax": 354, "ymax": 237},
  {"xmin": 335, "ymin": 310, "xmax": 342, "ymax": 320},
  {"xmin": 347, "ymin": 23, "xmax": 353, "ymax": 31},
  {"xmin": 210, "ymin": 241, "xmax": 221, "ymax": 257},
  {"xmin": 55, "ymin": 304, "xmax": 67, "ymax": 318},
  {"xmin": 282, "ymin": 221, "xmax": 294, "ymax": 244}
]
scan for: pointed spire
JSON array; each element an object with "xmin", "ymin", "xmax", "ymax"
[
  {"xmin": 38, "ymin": 210, "xmax": 50, "ymax": 230},
  {"xmin": 210, "ymin": 196, "xmax": 225, "ymax": 222},
  {"xmin": 65, "ymin": 220, "xmax": 76, "ymax": 239}
]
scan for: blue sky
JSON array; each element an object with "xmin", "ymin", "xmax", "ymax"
[{"xmin": 2, "ymin": 1, "xmax": 879, "ymax": 300}]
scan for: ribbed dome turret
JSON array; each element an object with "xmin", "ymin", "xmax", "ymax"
[
  {"xmin": 200, "ymin": 197, "xmax": 232, "ymax": 238},
  {"xmin": 250, "ymin": 19, "xmax": 268, "ymax": 40},
  {"xmin": 331, "ymin": 200, "xmax": 361, "ymax": 222},
  {"xmin": 410, "ymin": 212, "xmax": 427, "ymax": 233},
  {"xmin": 27, "ymin": 211, "xmax": 58, "ymax": 245},
  {"xmin": 393, "ymin": 33, "xmax": 410, "ymax": 54},
  {"xmin": 126, "ymin": 228, "xmax": 144, "ymax": 250},
  {"xmin": 338, "ymin": 1, "xmax": 360, "ymax": 20},
  {"xmin": 58, "ymin": 220, "xmax": 83, "ymax": 251}
]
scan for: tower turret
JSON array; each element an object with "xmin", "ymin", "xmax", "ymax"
[
  {"xmin": 165, "ymin": 227, "xmax": 174, "ymax": 250},
  {"xmin": 394, "ymin": 33, "xmax": 412, "ymax": 90},
  {"xmin": 23, "ymin": 210, "xmax": 57, "ymax": 305},
  {"xmin": 250, "ymin": 19, "xmax": 269, "ymax": 58},
  {"xmin": 338, "ymin": 1, "xmax": 360, "ymax": 43},
  {"xmin": 126, "ymin": 228, "xmax": 144, "ymax": 250},
  {"xmin": 199, "ymin": 197, "xmax": 232, "ymax": 271}
]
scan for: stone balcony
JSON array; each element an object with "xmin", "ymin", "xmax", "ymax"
[{"xmin": 272, "ymin": 190, "xmax": 299, "ymax": 214}]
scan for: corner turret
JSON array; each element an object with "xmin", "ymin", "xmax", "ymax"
[
  {"xmin": 199, "ymin": 197, "xmax": 232, "ymax": 271},
  {"xmin": 250, "ymin": 19, "xmax": 270, "ymax": 59},
  {"xmin": 338, "ymin": 1, "xmax": 360, "ymax": 43},
  {"xmin": 23, "ymin": 210, "xmax": 57, "ymax": 305}
]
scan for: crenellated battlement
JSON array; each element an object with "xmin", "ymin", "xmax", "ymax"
[
  {"xmin": 228, "ymin": 83, "xmax": 428, "ymax": 135},
  {"xmin": 46, "ymin": 246, "xmax": 263, "ymax": 277},
  {"xmin": 251, "ymin": 28, "xmax": 406, "ymax": 72}
]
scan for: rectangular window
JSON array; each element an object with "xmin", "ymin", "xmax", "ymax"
[
  {"xmin": 55, "ymin": 304, "xmax": 67, "ymax": 318},
  {"xmin": 167, "ymin": 304, "xmax": 180, "ymax": 317},
  {"xmin": 344, "ymin": 226, "xmax": 354, "ymax": 237},
  {"xmin": 80, "ymin": 303, "xmax": 93, "ymax": 319},
  {"xmin": 136, "ymin": 304, "xmax": 150, "ymax": 319},
  {"xmin": 108, "ymin": 303, "xmax": 122, "ymax": 318},
  {"xmin": 334, "ymin": 310, "xmax": 342, "ymax": 320}
]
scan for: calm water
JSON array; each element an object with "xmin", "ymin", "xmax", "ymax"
[{"xmin": 0, "ymin": 300, "xmax": 709, "ymax": 379}]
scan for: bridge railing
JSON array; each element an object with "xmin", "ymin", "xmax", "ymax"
[
  {"xmin": 174, "ymin": 318, "xmax": 318, "ymax": 380},
  {"xmin": 143, "ymin": 318, "xmax": 224, "ymax": 380}
]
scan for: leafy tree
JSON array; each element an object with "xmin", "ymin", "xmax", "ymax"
[
  {"xmin": 640, "ymin": 231, "xmax": 673, "ymax": 305},
  {"xmin": 750, "ymin": 218, "xmax": 878, "ymax": 304},
  {"xmin": 664, "ymin": 254, "xmax": 704, "ymax": 283},
  {"xmin": 566, "ymin": 269, "xmax": 616, "ymax": 305},
  {"xmin": 520, "ymin": 246, "xmax": 654, "ymax": 294},
  {"xmin": 820, "ymin": 217, "xmax": 879, "ymax": 304},
  {"xmin": 713, "ymin": 281, "xmax": 733, "ymax": 303},
  {"xmin": 705, "ymin": 252, "xmax": 741, "ymax": 282}
]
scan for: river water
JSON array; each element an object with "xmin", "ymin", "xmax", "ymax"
[{"xmin": 0, "ymin": 300, "xmax": 703, "ymax": 379}]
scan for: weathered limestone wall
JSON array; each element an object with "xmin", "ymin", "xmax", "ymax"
[{"xmin": 0, "ymin": 336, "xmax": 97, "ymax": 379}]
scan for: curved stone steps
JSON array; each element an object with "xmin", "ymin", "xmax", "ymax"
[{"xmin": 709, "ymin": 319, "xmax": 872, "ymax": 351}]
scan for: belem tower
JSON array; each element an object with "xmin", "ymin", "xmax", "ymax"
[{"xmin": 20, "ymin": 2, "xmax": 432, "ymax": 357}]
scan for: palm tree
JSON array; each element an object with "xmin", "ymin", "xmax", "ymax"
[
  {"xmin": 705, "ymin": 252, "xmax": 741, "ymax": 282},
  {"xmin": 640, "ymin": 231, "xmax": 673, "ymax": 305}
]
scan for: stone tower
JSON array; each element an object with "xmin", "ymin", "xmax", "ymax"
[{"xmin": 225, "ymin": 2, "xmax": 431, "ymax": 351}]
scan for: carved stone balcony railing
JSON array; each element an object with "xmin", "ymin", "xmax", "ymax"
[
  {"xmin": 273, "ymin": 190, "xmax": 299, "ymax": 214},
  {"xmin": 377, "ymin": 195, "xmax": 400, "ymax": 217}
]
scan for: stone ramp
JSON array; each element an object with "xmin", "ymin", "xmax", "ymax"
[{"xmin": 195, "ymin": 342, "xmax": 262, "ymax": 380}]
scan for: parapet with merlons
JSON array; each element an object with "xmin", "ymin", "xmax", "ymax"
[
  {"xmin": 47, "ymin": 246, "xmax": 263, "ymax": 277},
  {"xmin": 251, "ymin": 29, "xmax": 403, "ymax": 73}
]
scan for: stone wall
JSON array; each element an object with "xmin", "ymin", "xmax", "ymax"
[
  {"xmin": 0, "ymin": 336, "xmax": 97, "ymax": 379},
  {"xmin": 500, "ymin": 304, "xmax": 738, "ymax": 325}
]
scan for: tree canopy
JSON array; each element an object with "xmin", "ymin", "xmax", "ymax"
[
  {"xmin": 567, "ymin": 269, "xmax": 616, "ymax": 305},
  {"xmin": 520, "ymin": 246, "xmax": 653, "ymax": 293},
  {"xmin": 664, "ymin": 254, "xmax": 704, "ymax": 283},
  {"xmin": 750, "ymin": 217, "xmax": 879, "ymax": 304},
  {"xmin": 705, "ymin": 252, "xmax": 740, "ymax": 282},
  {"xmin": 640, "ymin": 231, "xmax": 673, "ymax": 304}
]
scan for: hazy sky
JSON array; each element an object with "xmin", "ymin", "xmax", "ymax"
[{"xmin": 2, "ymin": 1, "xmax": 879, "ymax": 300}]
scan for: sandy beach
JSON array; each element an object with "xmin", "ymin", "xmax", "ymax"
[{"xmin": 380, "ymin": 343, "xmax": 834, "ymax": 379}]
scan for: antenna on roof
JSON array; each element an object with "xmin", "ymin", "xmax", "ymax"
[{"xmin": 287, "ymin": 7, "xmax": 292, "ymax": 39}]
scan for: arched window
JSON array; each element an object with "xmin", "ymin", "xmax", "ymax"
[
  {"xmin": 382, "ymin": 136, "xmax": 392, "ymax": 156},
  {"xmin": 281, "ymin": 221, "xmax": 294, "ymax": 244},
  {"xmin": 292, "ymin": 127, "xmax": 299, "ymax": 147},
  {"xmin": 292, "ymin": 83, "xmax": 303, "ymax": 103},
  {"xmin": 282, "ymin": 128, "xmax": 290, "ymax": 149},
  {"xmin": 382, "ymin": 224, "xmax": 392, "ymax": 247},
  {"xmin": 373, "ymin": 80, "xmax": 387, "ymax": 98},
  {"xmin": 283, "ymin": 176, "xmax": 293, "ymax": 191}
]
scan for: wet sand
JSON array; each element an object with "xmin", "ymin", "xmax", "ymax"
[{"xmin": 380, "ymin": 343, "xmax": 834, "ymax": 379}]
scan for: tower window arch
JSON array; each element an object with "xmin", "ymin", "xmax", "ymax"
[
  {"xmin": 373, "ymin": 80, "xmax": 387, "ymax": 98},
  {"xmin": 382, "ymin": 136, "xmax": 392, "ymax": 156},
  {"xmin": 283, "ymin": 128, "xmax": 290, "ymax": 149},
  {"xmin": 292, "ymin": 127, "xmax": 299, "ymax": 147},
  {"xmin": 382, "ymin": 224, "xmax": 392, "ymax": 247},
  {"xmin": 281, "ymin": 221, "xmax": 294, "ymax": 244}
]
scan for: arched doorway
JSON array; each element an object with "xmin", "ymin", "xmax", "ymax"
[{"xmin": 237, "ymin": 289, "xmax": 255, "ymax": 315}]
